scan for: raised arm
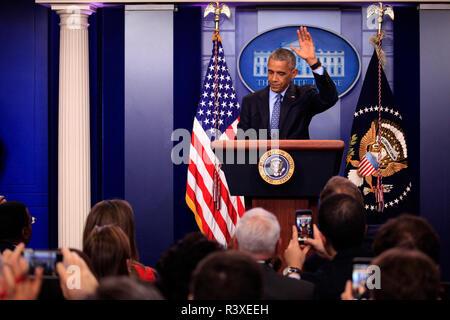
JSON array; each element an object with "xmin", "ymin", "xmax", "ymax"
[{"xmin": 290, "ymin": 26, "xmax": 319, "ymax": 69}]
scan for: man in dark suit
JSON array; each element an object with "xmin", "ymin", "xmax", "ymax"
[
  {"xmin": 284, "ymin": 193, "xmax": 369, "ymax": 300},
  {"xmin": 233, "ymin": 207, "xmax": 315, "ymax": 300},
  {"xmin": 237, "ymin": 26, "xmax": 338, "ymax": 140}
]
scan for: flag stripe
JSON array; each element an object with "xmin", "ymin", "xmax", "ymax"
[
  {"xmin": 192, "ymin": 121, "xmax": 243, "ymax": 217},
  {"xmin": 188, "ymin": 160, "xmax": 231, "ymax": 242},
  {"xmin": 191, "ymin": 132, "xmax": 239, "ymax": 227},
  {"xmin": 187, "ymin": 172, "xmax": 225, "ymax": 243},
  {"xmin": 189, "ymin": 146, "xmax": 237, "ymax": 240}
]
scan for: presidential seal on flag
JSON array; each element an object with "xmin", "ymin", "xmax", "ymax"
[
  {"xmin": 347, "ymin": 118, "xmax": 408, "ymax": 196},
  {"xmin": 344, "ymin": 51, "xmax": 413, "ymax": 224},
  {"xmin": 258, "ymin": 149, "xmax": 295, "ymax": 185}
]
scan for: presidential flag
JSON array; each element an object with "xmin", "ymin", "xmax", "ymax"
[
  {"xmin": 345, "ymin": 51, "xmax": 413, "ymax": 224},
  {"xmin": 185, "ymin": 37, "xmax": 245, "ymax": 245}
]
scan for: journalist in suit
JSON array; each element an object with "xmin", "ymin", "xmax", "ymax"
[
  {"xmin": 237, "ymin": 27, "xmax": 339, "ymax": 139},
  {"xmin": 233, "ymin": 207, "xmax": 315, "ymax": 300}
]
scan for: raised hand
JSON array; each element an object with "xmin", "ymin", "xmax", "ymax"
[
  {"xmin": 290, "ymin": 26, "xmax": 318, "ymax": 67},
  {"xmin": 56, "ymin": 248, "xmax": 98, "ymax": 300},
  {"xmin": 304, "ymin": 224, "xmax": 334, "ymax": 260},
  {"xmin": 284, "ymin": 225, "xmax": 311, "ymax": 270}
]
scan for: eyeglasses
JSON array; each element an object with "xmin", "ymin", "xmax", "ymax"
[{"xmin": 31, "ymin": 216, "xmax": 37, "ymax": 224}]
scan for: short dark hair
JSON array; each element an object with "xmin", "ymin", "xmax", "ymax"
[
  {"xmin": 318, "ymin": 193, "xmax": 366, "ymax": 251},
  {"xmin": 190, "ymin": 250, "xmax": 263, "ymax": 300},
  {"xmin": 88, "ymin": 276, "xmax": 164, "ymax": 300},
  {"xmin": 0, "ymin": 201, "xmax": 28, "ymax": 241},
  {"xmin": 372, "ymin": 214, "xmax": 441, "ymax": 265},
  {"xmin": 155, "ymin": 232, "xmax": 222, "ymax": 300},
  {"xmin": 319, "ymin": 176, "xmax": 364, "ymax": 205},
  {"xmin": 83, "ymin": 224, "xmax": 131, "ymax": 279},
  {"xmin": 371, "ymin": 248, "xmax": 440, "ymax": 300},
  {"xmin": 269, "ymin": 48, "xmax": 297, "ymax": 69}
]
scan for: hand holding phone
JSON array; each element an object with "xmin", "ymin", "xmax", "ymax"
[
  {"xmin": 352, "ymin": 257, "xmax": 372, "ymax": 300},
  {"xmin": 295, "ymin": 210, "xmax": 313, "ymax": 244},
  {"xmin": 23, "ymin": 249, "xmax": 62, "ymax": 279}
]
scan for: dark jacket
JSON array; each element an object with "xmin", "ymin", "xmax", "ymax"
[
  {"xmin": 260, "ymin": 263, "xmax": 315, "ymax": 300},
  {"xmin": 301, "ymin": 246, "xmax": 370, "ymax": 300},
  {"xmin": 237, "ymin": 70, "xmax": 338, "ymax": 139}
]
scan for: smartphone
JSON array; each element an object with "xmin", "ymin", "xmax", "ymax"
[
  {"xmin": 295, "ymin": 210, "xmax": 313, "ymax": 244},
  {"xmin": 352, "ymin": 257, "xmax": 372, "ymax": 300},
  {"xmin": 23, "ymin": 249, "xmax": 63, "ymax": 279}
]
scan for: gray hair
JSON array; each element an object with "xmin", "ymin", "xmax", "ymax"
[
  {"xmin": 235, "ymin": 208, "xmax": 280, "ymax": 255},
  {"xmin": 268, "ymin": 48, "xmax": 297, "ymax": 70}
]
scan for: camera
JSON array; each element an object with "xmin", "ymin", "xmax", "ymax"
[{"xmin": 23, "ymin": 249, "xmax": 63, "ymax": 279}]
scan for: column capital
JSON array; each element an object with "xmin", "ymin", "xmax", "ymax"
[{"xmin": 51, "ymin": 4, "xmax": 97, "ymax": 29}]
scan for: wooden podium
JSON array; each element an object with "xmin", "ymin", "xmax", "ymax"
[{"xmin": 212, "ymin": 140, "xmax": 345, "ymax": 252}]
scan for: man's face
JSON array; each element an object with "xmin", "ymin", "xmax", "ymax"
[{"xmin": 267, "ymin": 58, "xmax": 298, "ymax": 93}]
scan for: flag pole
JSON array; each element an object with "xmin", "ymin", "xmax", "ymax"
[
  {"xmin": 367, "ymin": 2, "xmax": 394, "ymax": 212},
  {"xmin": 204, "ymin": 2, "xmax": 231, "ymax": 211}
]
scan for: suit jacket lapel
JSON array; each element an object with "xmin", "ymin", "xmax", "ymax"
[
  {"xmin": 258, "ymin": 87, "xmax": 270, "ymax": 129},
  {"xmin": 278, "ymin": 82, "xmax": 296, "ymax": 131}
]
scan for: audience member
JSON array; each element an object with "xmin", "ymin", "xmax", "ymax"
[
  {"xmin": 88, "ymin": 276, "xmax": 164, "ymax": 300},
  {"xmin": 319, "ymin": 176, "xmax": 364, "ymax": 205},
  {"xmin": 341, "ymin": 248, "xmax": 441, "ymax": 300},
  {"xmin": 83, "ymin": 199, "xmax": 157, "ymax": 281},
  {"xmin": 0, "ymin": 201, "xmax": 33, "ymax": 253},
  {"xmin": 234, "ymin": 207, "xmax": 315, "ymax": 300},
  {"xmin": 284, "ymin": 193, "xmax": 368, "ymax": 300},
  {"xmin": 83, "ymin": 224, "xmax": 131, "ymax": 279},
  {"xmin": 155, "ymin": 232, "xmax": 222, "ymax": 300},
  {"xmin": 304, "ymin": 176, "xmax": 374, "ymax": 273},
  {"xmin": 189, "ymin": 250, "xmax": 263, "ymax": 300},
  {"xmin": 372, "ymin": 214, "xmax": 440, "ymax": 265}
]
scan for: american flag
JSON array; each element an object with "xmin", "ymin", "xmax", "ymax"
[
  {"xmin": 358, "ymin": 151, "xmax": 379, "ymax": 177},
  {"xmin": 185, "ymin": 38, "xmax": 245, "ymax": 245}
]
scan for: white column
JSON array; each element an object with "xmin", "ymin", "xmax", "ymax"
[{"xmin": 52, "ymin": 4, "xmax": 96, "ymax": 249}]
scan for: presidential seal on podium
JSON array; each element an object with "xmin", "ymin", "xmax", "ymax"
[{"xmin": 258, "ymin": 149, "xmax": 295, "ymax": 185}]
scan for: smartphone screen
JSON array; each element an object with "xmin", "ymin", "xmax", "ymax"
[
  {"xmin": 23, "ymin": 249, "xmax": 62, "ymax": 278},
  {"xmin": 295, "ymin": 210, "xmax": 313, "ymax": 243},
  {"xmin": 352, "ymin": 258, "xmax": 372, "ymax": 300}
]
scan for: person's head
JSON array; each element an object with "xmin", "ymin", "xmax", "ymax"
[
  {"xmin": 370, "ymin": 248, "xmax": 441, "ymax": 300},
  {"xmin": 267, "ymin": 48, "xmax": 298, "ymax": 93},
  {"xmin": 83, "ymin": 224, "xmax": 131, "ymax": 279},
  {"xmin": 318, "ymin": 193, "xmax": 366, "ymax": 252},
  {"xmin": 155, "ymin": 232, "xmax": 222, "ymax": 300},
  {"xmin": 83, "ymin": 199, "xmax": 139, "ymax": 261},
  {"xmin": 234, "ymin": 207, "xmax": 280, "ymax": 260},
  {"xmin": 88, "ymin": 276, "xmax": 164, "ymax": 300},
  {"xmin": 189, "ymin": 250, "xmax": 263, "ymax": 300},
  {"xmin": 319, "ymin": 176, "xmax": 364, "ymax": 206},
  {"xmin": 0, "ymin": 201, "xmax": 32, "ymax": 246},
  {"xmin": 372, "ymin": 214, "xmax": 440, "ymax": 265}
]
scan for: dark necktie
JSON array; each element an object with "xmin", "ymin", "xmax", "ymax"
[{"xmin": 270, "ymin": 93, "xmax": 282, "ymax": 139}]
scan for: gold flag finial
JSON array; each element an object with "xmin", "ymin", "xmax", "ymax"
[
  {"xmin": 204, "ymin": 2, "xmax": 231, "ymax": 32},
  {"xmin": 367, "ymin": 2, "xmax": 394, "ymax": 35}
]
